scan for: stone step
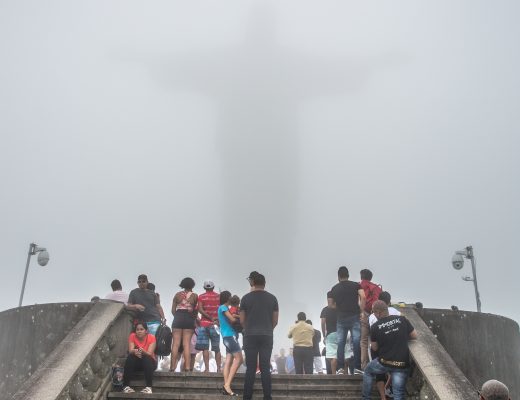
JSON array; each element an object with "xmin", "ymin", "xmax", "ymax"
[
  {"xmin": 122, "ymin": 382, "xmax": 365, "ymax": 396},
  {"xmin": 109, "ymin": 394, "xmax": 381, "ymax": 400},
  {"xmin": 108, "ymin": 372, "xmax": 381, "ymax": 399},
  {"xmin": 128, "ymin": 372, "xmax": 365, "ymax": 390},
  {"xmin": 142, "ymin": 371, "xmax": 364, "ymax": 384}
]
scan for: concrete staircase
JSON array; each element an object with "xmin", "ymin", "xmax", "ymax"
[
  {"xmin": 10, "ymin": 303, "xmax": 506, "ymax": 400},
  {"xmin": 107, "ymin": 372, "xmax": 381, "ymax": 399}
]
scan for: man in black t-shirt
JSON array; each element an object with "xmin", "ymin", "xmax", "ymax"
[
  {"xmin": 362, "ymin": 301, "xmax": 417, "ymax": 400},
  {"xmin": 240, "ymin": 272, "xmax": 279, "ymax": 400},
  {"xmin": 330, "ymin": 266, "xmax": 365, "ymax": 373},
  {"xmin": 320, "ymin": 291, "xmax": 338, "ymax": 374}
]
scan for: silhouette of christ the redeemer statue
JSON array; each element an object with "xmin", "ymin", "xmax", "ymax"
[{"xmin": 144, "ymin": 3, "xmax": 380, "ymax": 282}]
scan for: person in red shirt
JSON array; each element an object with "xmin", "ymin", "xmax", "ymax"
[
  {"xmin": 195, "ymin": 280, "xmax": 222, "ymax": 373},
  {"xmin": 122, "ymin": 321, "xmax": 157, "ymax": 394},
  {"xmin": 359, "ymin": 268, "xmax": 382, "ymax": 369}
]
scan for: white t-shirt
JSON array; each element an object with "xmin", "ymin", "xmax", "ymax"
[
  {"xmin": 104, "ymin": 290, "xmax": 129, "ymax": 304},
  {"xmin": 368, "ymin": 306, "xmax": 401, "ymax": 327}
]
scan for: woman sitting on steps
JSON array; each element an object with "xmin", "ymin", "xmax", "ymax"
[{"xmin": 122, "ymin": 321, "xmax": 157, "ymax": 394}]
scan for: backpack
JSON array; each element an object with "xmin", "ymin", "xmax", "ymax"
[
  {"xmin": 154, "ymin": 322, "xmax": 172, "ymax": 357},
  {"xmin": 363, "ymin": 281, "xmax": 382, "ymax": 313},
  {"xmin": 111, "ymin": 365, "xmax": 124, "ymax": 390}
]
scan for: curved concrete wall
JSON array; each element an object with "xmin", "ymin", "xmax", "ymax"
[
  {"xmin": 417, "ymin": 308, "xmax": 520, "ymax": 399},
  {"xmin": 12, "ymin": 301, "xmax": 131, "ymax": 400},
  {"xmin": 0, "ymin": 303, "xmax": 93, "ymax": 400}
]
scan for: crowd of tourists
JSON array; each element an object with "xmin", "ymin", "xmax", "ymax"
[
  {"xmin": 104, "ymin": 271, "xmax": 277, "ymax": 397},
  {"xmin": 102, "ymin": 267, "xmax": 510, "ymax": 400}
]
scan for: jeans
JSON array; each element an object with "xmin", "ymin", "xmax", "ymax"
[
  {"xmin": 293, "ymin": 346, "xmax": 314, "ymax": 374},
  {"xmin": 362, "ymin": 359, "xmax": 408, "ymax": 400},
  {"xmin": 336, "ymin": 314, "xmax": 361, "ymax": 370},
  {"xmin": 243, "ymin": 335, "xmax": 273, "ymax": 400}
]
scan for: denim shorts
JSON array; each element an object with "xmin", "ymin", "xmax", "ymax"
[
  {"xmin": 195, "ymin": 326, "xmax": 220, "ymax": 352},
  {"xmin": 223, "ymin": 336, "xmax": 241, "ymax": 354},
  {"xmin": 146, "ymin": 321, "xmax": 160, "ymax": 336}
]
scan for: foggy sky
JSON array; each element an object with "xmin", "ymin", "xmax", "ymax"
[{"xmin": 1, "ymin": 0, "xmax": 519, "ymax": 351}]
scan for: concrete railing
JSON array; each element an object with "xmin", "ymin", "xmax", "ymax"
[
  {"xmin": 0, "ymin": 303, "xmax": 93, "ymax": 400},
  {"xmin": 10, "ymin": 301, "xmax": 132, "ymax": 400},
  {"xmin": 401, "ymin": 307, "xmax": 477, "ymax": 399},
  {"xmin": 416, "ymin": 307, "xmax": 520, "ymax": 399}
]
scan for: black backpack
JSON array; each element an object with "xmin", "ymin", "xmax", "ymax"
[{"xmin": 155, "ymin": 323, "xmax": 172, "ymax": 357}]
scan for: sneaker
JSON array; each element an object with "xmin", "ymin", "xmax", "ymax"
[
  {"xmin": 141, "ymin": 387, "xmax": 153, "ymax": 394},
  {"xmin": 122, "ymin": 386, "xmax": 134, "ymax": 393},
  {"xmin": 385, "ymin": 387, "xmax": 394, "ymax": 398},
  {"xmin": 353, "ymin": 368, "xmax": 364, "ymax": 375},
  {"xmin": 336, "ymin": 368, "xmax": 345, "ymax": 375}
]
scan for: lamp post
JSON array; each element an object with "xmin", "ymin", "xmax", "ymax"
[
  {"xmin": 451, "ymin": 245, "xmax": 481, "ymax": 312},
  {"xmin": 18, "ymin": 243, "xmax": 50, "ymax": 307}
]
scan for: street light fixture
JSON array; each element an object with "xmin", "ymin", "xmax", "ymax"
[
  {"xmin": 451, "ymin": 245, "xmax": 481, "ymax": 312},
  {"xmin": 18, "ymin": 243, "xmax": 50, "ymax": 307}
]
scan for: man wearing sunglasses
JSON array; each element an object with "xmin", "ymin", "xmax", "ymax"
[{"xmin": 127, "ymin": 274, "xmax": 165, "ymax": 335}]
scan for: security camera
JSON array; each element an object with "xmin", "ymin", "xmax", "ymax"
[
  {"xmin": 452, "ymin": 253, "xmax": 464, "ymax": 270},
  {"xmin": 37, "ymin": 250, "xmax": 50, "ymax": 266}
]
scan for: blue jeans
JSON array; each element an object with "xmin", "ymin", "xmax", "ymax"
[
  {"xmin": 336, "ymin": 314, "xmax": 361, "ymax": 370},
  {"xmin": 362, "ymin": 359, "xmax": 408, "ymax": 400}
]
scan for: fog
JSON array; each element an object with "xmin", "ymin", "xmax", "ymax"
[{"xmin": 1, "ymin": 1, "xmax": 519, "ymax": 351}]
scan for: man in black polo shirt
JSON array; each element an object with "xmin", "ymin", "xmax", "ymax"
[
  {"xmin": 330, "ymin": 266, "xmax": 365, "ymax": 374},
  {"xmin": 362, "ymin": 300, "xmax": 417, "ymax": 400},
  {"xmin": 240, "ymin": 272, "xmax": 279, "ymax": 400}
]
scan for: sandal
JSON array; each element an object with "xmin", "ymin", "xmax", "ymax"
[{"xmin": 222, "ymin": 386, "xmax": 238, "ymax": 396}]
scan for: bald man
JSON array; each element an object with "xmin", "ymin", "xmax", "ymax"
[
  {"xmin": 479, "ymin": 379, "xmax": 510, "ymax": 400},
  {"xmin": 362, "ymin": 300, "xmax": 417, "ymax": 400}
]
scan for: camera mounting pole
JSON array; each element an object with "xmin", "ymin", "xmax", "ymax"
[
  {"xmin": 452, "ymin": 245, "xmax": 482, "ymax": 313},
  {"xmin": 18, "ymin": 243, "xmax": 50, "ymax": 307},
  {"xmin": 465, "ymin": 246, "xmax": 482, "ymax": 313}
]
